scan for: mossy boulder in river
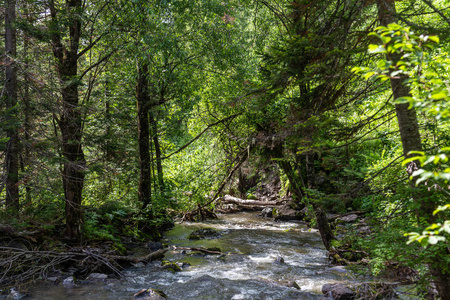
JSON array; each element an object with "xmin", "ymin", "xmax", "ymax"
[
  {"xmin": 161, "ymin": 261, "xmax": 182, "ymax": 272},
  {"xmin": 188, "ymin": 228, "xmax": 221, "ymax": 240}
]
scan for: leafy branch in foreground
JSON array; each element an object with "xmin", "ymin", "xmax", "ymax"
[{"xmin": 355, "ymin": 23, "xmax": 450, "ymax": 247}]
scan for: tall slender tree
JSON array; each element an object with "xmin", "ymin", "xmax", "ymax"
[
  {"xmin": 375, "ymin": 1, "xmax": 450, "ymax": 298},
  {"xmin": 136, "ymin": 62, "xmax": 152, "ymax": 210},
  {"xmin": 4, "ymin": 0, "xmax": 19, "ymax": 212}
]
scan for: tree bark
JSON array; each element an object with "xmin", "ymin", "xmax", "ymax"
[
  {"xmin": 4, "ymin": 0, "xmax": 20, "ymax": 212},
  {"xmin": 376, "ymin": 0, "xmax": 423, "ymax": 158},
  {"xmin": 50, "ymin": 0, "xmax": 86, "ymax": 239},
  {"xmin": 149, "ymin": 111, "xmax": 164, "ymax": 191},
  {"xmin": 137, "ymin": 62, "xmax": 152, "ymax": 210}
]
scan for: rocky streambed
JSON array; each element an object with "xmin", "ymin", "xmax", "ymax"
[{"xmin": 18, "ymin": 212, "xmax": 414, "ymax": 299}]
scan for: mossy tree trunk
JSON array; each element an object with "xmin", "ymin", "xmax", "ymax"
[{"xmin": 50, "ymin": 0, "xmax": 87, "ymax": 239}]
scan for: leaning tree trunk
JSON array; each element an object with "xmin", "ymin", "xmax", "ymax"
[
  {"xmin": 4, "ymin": 0, "xmax": 19, "ymax": 212},
  {"xmin": 376, "ymin": 1, "xmax": 450, "ymax": 298},
  {"xmin": 137, "ymin": 62, "xmax": 152, "ymax": 210},
  {"xmin": 50, "ymin": 0, "xmax": 86, "ymax": 239}
]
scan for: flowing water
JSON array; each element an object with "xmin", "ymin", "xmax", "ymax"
[{"xmin": 26, "ymin": 212, "xmax": 363, "ymax": 299}]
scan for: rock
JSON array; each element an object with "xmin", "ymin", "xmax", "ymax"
[
  {"xmin": 357, "ymin": 226, "xmax": 371, "ymax": 234},
  {"xmin": 338, "ymin": 214, "xmax": 358, "ymax": 223},
  {"xmin": 286, "ymin": 281, "xmax": 301, "ymax": 290},
  {"xmin": 188, "ymin": 228, "xmax": 221, "ymax": 240},
  {"xmin": 161, "ymin": 261, "xmax": 182, "ymax": 272},
  {"xmin": 273, "ymin": 204, "xmax": 305, "ymax": 221},
  {"xmin": 176, "ymin": 262, "xmax": 190, "ymax": 269},
  {"xmin": 46, "ymin": 276, "xmax": 60, "ymax": 284},
  {"xmin": 274, "ymin": 256, "xmax": 285, "ymax": 264},
  {"xmin": 260, "ymin": 207, "xmax": 273, "ymax": 218},
  {"xmin": 7, "ymin": 288, "xmax": 29, "ymax": 300},
  {"xmin": 87, "ymin": 273, "xmax": 108, "ymax": 280},
  {"xmin": 62, "ymin": 276, "xmax": 76, "ymax": 286},
  {"xmin": 134, "ymin": 288, "xmax": 168, "ymax": 299},
  {"xmin": 322, "ymin": 283, "xmax": 355, "ymax": 300},
  {"xmin": 147, "ymin": 241, "xmax": 163, "ymax": 252}
]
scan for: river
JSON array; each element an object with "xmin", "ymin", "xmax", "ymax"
[{"xmin": 26, "ymin": 212, "xmax": 361, "ymax": 299}]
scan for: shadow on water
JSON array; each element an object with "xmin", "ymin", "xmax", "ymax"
[{"xmin": 26, "ymin": 212, "xmax": 363, "ymax": 299}]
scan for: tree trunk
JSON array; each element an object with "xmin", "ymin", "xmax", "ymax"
[
  {"xmin": 4, "ymin": 0, "xmax": 20, "ymax": 213},
  {"xmin": 376, "ymin": 0, "xmax": 424, "ymax": 166},
  {"xmin": 271, "ymin": 144, "xmax": 304, "ymax": 202},
  {"xmin": 137, "ymin": 62, "xmax": 152, "ymax": 210},
  {"xmin": 376, "ymin": 1, "xmax": 450, "ymax": 298},
  {"xmin": 50, "ymin": 0, "xmax": 86, "ymax": 239},
  {"xmin": 306, "ymin": 152, "xmax": 335, "ymax": 251},
  {"xmin": 149, "ymin": 111, "xmax": 164, "ymax": 191},
  {"xmin": 22, "ymin": 4, "xmax": 32, "ymax": 206}
]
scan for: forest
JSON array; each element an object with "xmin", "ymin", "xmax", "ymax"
[{"xmin": 1, "ymin": 0, "xmax": 450, "ymax": 299}]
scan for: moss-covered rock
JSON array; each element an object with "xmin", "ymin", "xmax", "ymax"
[{"xmin": 161, "ymin": 261, "xmax": 182, "ymax": 272}]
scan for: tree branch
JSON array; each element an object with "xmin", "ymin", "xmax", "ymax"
[{"xmin": 161, "ymin": 114, "xmax": 240, "ymax": 160}]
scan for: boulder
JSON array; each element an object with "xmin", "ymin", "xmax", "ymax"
[
  {"xmin": 273, "ymin": 205, "xmax": 305, "ymax": 221},
  {"xmin": 260, "ymin": 207, "xmax": 273, "ymax": 218},
  {"xmin": 188, "ymin": 228, "xmax": 221, "ymax": 240},
  {"xmin": 322, "ymin": 283, "xmax": 355, "ymax": 300},
  {"xmin": 338, "ymin": 214, "xmax": 358, "ymax": 223},
  {"xmin": 161, "ymin": 261, "xmax": 182, "ymax": 272},
  {"xmin": 274, "ymin": 256, "xmax": 285, "ymax": 264},
  {"xmin": 62, "ymin": 276, "xmax": 76, "ymax": 286}
]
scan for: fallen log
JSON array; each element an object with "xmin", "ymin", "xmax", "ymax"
[{"xmin": 219, "ymin": 195, "xmax": 281, "ymax": 206}]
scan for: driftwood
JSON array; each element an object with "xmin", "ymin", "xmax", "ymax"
[
  {"xmin": 0, "ymin": 246, "xmax": 167, "ymax": 289},
  {"xmin": 105, "ymin": 248, "xmax": 168, "ymax": 263}
]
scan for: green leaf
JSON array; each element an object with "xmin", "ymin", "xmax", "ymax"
[
  {"xmin": 396, "ymin": 96, "xmax": 413, "ymax": 104},
  {"xmin": 428, "ymin": 36, "xmax": 440, "ymax": 43},
  {"xmin": 431, "ymin": 90, "xmax": 447, "ymax": 100},
  {"xmin": 368, "ymin": 44, "xmax": 386, "ymax": 54}
]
